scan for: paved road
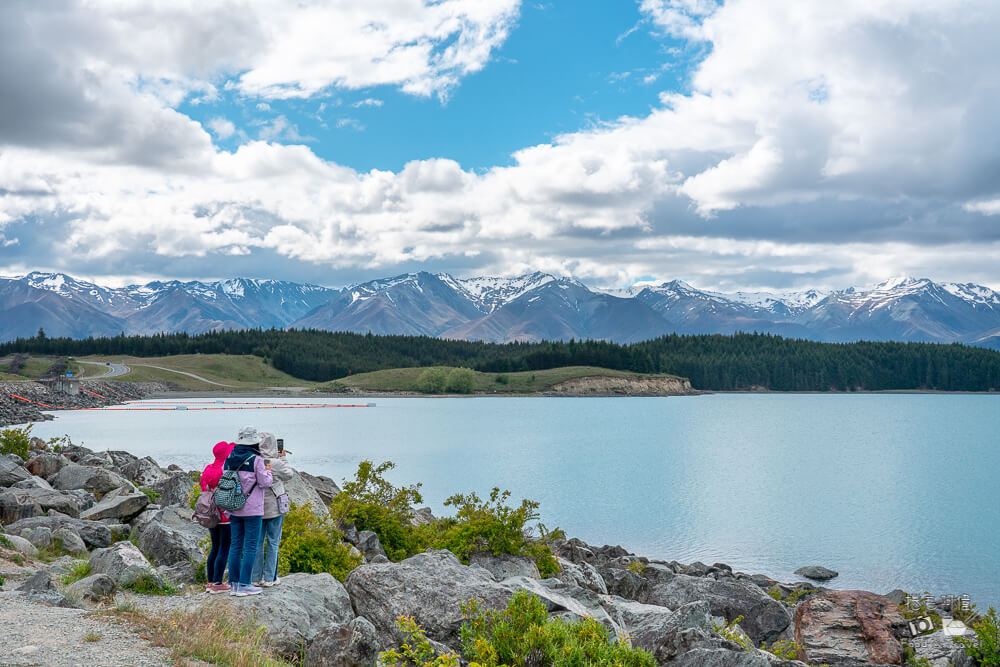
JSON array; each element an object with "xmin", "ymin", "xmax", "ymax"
[
  {"xmin": 77, "ymin": 360, "xmax": 130, "ymax": 378},
  {"xmin": 130, "ymin": 364, "xmax": 235, "ymax": 387}
]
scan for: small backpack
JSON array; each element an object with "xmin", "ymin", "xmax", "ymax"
[
  {"xmin": 214, "ymin": 454, "xmax": 258, "ymax": 512},
  {"xmin": 193, "ymin": 489, "xmax": 220, "ymax": 528}
]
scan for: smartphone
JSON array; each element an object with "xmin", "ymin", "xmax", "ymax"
[{"xmin": 277, "ymin": 438, "xmax": 284, "ymax": 452}]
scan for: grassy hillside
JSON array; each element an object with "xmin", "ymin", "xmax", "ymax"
[
  {"xmin": 314, "ymin": 365, "xmax": 685, "ymax": 394},
  {"xmin": 79, "ymin": 354, "xmax": 315, "ymax": 391},
  {"xmin": 0, "ymin": 355, "xmax": 81, "ymax": 381}
]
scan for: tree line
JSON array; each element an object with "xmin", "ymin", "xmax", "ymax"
[{"xmin": 4, "ymin": 328, "xmax": 1000, "ymax": 391}]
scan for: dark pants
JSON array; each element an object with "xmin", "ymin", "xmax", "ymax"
[
  {"xmin": 228, "ymin": 515, "xmax": 263, "ymax": 586},
  {"xmin": 206, "ymin": 523, "xmax": 231, "ymax": 584}
]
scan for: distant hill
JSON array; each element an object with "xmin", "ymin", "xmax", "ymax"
[{"xmin": 4, "ymin": 270, "xmax": 1000, "ymax": 347}]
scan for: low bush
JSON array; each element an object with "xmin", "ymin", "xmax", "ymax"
[
  {"xmin": 0, "ymin": 425, "xmax": 32, "ymax": 459},
  {"xmin": 379, "ymin": 615, "xmax": 461, "ymax": 667},
  {"xmin": 417, "ymin": 368, "xmax": 450, "ymax": 393},
  {"xmin": 713, "ymin": 615, "xmax": 753, "ymax": 651},
  {"xmin": 956, "ymin": 606, "xmax": 1000, "ymax": 667},
  {"xmin": 277, "ymin": 503, "xmax": 362, "ymax": 581},
  {"xmin": 764, "ymin": 639, "xmax": 803, "ymax": 660},
  {"xmin": 61, "ymin": 559, "xmax": 92, "ymax": 585},
  {"xmin": 445, "ymin": 367, "xmax": 475, "ymax": 393},
  {"xmin": 139, "ymin": 487, "xmax": 162, "ymax": 503},
  {"xmin": 123, "ymin": 573, "xmax": 177, "ymax": 595},
  {"xmin": 460, "ymin": 590, "xmax": 656, "ymax": 666}
]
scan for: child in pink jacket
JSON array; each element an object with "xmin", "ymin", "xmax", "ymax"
[{"xmin": 201, "ymin": 440, "xmax": 234, "ymax": 594}]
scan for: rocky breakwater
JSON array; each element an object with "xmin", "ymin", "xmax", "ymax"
[
  {"xmin": 0, "ymin": 444, "xmax": 984, "ymax": 667},
  {"xmin": 0, "ymin": 380, "xmax": 169, "ymax": 427}
]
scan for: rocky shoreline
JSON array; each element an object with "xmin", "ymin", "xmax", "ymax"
[
  {"xmin": 0, "ymin": 381, "xmax": 169, "ymax": 428},
  {"xmin": 0, "ymin": 441, "xmax": 983, "ymax": 666}
]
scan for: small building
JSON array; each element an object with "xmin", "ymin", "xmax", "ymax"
[{"xmin": 52, "ymin": 373, "xmax": 81, "ymax": 396}]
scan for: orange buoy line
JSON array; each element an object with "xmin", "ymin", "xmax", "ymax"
[{"xmin": 4, "ymin": 391, "xmax": 373, "ymax": 412}]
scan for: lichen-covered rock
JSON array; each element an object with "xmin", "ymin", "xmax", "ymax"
[
  {"xmin": 146, "ymin": 471, "xmax": 193, "ymax": 507},
  {"xmin": 304, "ymin": 616, "xmax": 380, "ymax": 667},
  {"xmin": 0, "ymin": 456, "xmax": 32, "ymax": 487},
  {"xmin": 298, "ymin": 471, "xmax": 341, "ymax": 507},
  {"xmin": 136, "ymin": 506, "xmax": 206, "ymax": 567},
  {"xmin": 26, "ymin": 526, "xmax": 52, "ymax": 548},
  {"xmin": 345, "ymin": 549, "xmax": 512, "ymax": 649},
  {"xmin": 51, "ymin": 526, "xmax": 88, "ymax": 555},
  {"xmin": 470, "ymin": 552, "xmax": 540, "ymax": 581},
  {"xmin": 0, "ymin": 489, "xmax": 44, "ymax": 524},
  {"xmin": 25, "ymin": 453, "xmax": 68, "ymax": 479},
  {"xmin": 66, "ymin": 573, "xmax": 117, "ymax": 601},
  {"xmin": 598, "ymin": 564, "xmax": 650, "ymax": 601},
  {"xmin": 283, "ymin": 470, "xmax": 329, "ymax": 517},
  {"xmin": 794, "ymin": 590, "xmax": 906, "ymax": 666},
  {"xmin": 80, "ymin": 488, "xmax": 149, "ymax": 522},
  {"xmin": 500, "ymin": 576, "xmax": 619, "ymax": 632},
  {"xmin": 49, "ymin": 464, "xmax": 132, "ymax": 496},
  {"xmin": 356, "ymin": 530, "xmax": 386, "ymax": 561},
  {"xmin": 88, "ymin": 541, "xmax": 163, "ymax": 588},
  {"xmin": 6, "ymin": 515, "xmax": 111, "ymax": 548},
  {"xmin": 120, "ymin": 456, "xmax": 170, "ymax": 487},
  {"xmin": 3, "ymin": 532, "xmax": 39, "ymax": 556},
  {"xmin": 16, "ymin": 569, "xmax": 54, "ymax": 593},
  {"xmin": 237, "ymin": 572, "xmax": 355, "ymax": 657},
  {"xmin": 554, "ymin": 556, "xmax": 607, "ymax": 594}
]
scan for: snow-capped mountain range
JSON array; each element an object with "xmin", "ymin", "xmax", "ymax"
[{"xmin": 2, "ymin": 271, "xmax": 1000, "ymax": 349}]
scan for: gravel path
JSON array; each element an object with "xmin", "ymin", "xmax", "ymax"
[{"xmin": 0, "ymin": 591, "xmax": 173, "ymax": 666}]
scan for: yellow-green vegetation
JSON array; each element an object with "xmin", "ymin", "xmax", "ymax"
[
  {"xmin": 82, "ymin": 632, "xmax": 102, "ymax": 642},
  {"xmin": 330, "ymin": 460, "xmax": 562, "ymax": 576},
  {"xmin": 714, "ymin": 615, "xmax": 754, "ymax": 651},
  {"xmin": 316, "ymin": 365, "xmax": 681, "ymax": 394},
  {"xmin": 80, "ymin": 353, "xmax": 313, "ymax": 390},
  {"xmin": 0, "ymin": 425, "xmax": 33, "ymax": 459},
  {"xmin": 100, "ymin": 599, "xmax": 293, "ymax": 667},
  {"xmin": 459, "ymin": 590, "xmax": 657, "ymax": 666},
  {"xmin": 764, "ymin": 639, "xmax": 804, "ymax": 660},
  {"xmin": 956, "ymin": 607, "xmax": 1000, "ymax": 667},
  {"xmin": 61, "ymin": 559, "xmax": 92, "ymax": 585},
  {"xmin": 122, "ymin": 573, "xmax": 177, "ymax": 595},
  {"xmin": 379, "ymin": 616, "xmax": 462, "ymax": 667},
  {"xmin": 627, "ymin": 560, "xmax": 647, "ymax": 575},
  {"xmin": 276, "ymin": 503, "xmax": 362, "ymax": 581},
  {"xmin": 898, "ymin": 595, "xmax": 943, "ymax": 631},
  {"xmin": 417, "ymin": 367, "xmax": 476, "ymax": 393},
  {"xmin": 139, "ymin": 487, "xmax": 161, "ymax": 503}
]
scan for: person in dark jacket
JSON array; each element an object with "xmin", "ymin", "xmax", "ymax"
[{"xmin": 224, "ymin": 426, "xmax": 272, "ymax": 597}]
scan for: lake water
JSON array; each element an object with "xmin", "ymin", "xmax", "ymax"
[{"xmin": 24, "ymin": 393, "xmax": 1000, "ymax": 607}]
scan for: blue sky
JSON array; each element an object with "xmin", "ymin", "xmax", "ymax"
[{"xmin": 1, "ymin": 0, "xmax": 999, "ymax": 291}]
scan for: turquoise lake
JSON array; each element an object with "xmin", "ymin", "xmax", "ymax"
[{"xmin": 26, "ymin": 393, "xmax": 1000, "ymax": 607}]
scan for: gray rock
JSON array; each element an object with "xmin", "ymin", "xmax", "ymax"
[
  {"xmin": 951, "ymin": 647, "xmax": 977, "ymax": 667},
  {"xmin": 501, "ymin": 576, "xmax": 619, "ymax": 632},
  {"xmin": 121, "ymin": 456, "xmax": 170, "ymax": 487},
  {"xmin": 50, "ymin": 464, "xmax": 133, "ymax": 496},
  {"xmin": 22, "ymin": 487, "xmax": 82, "ymax": 517},
  {"xmin": 0, "ymin": 457, "xmax": 32, "ymax": 487},
  {"xmin": 66, "ymin": 573, "xmax": 116, "ymax": 601},
  {"xmin": 470, "ymin": 552, "xmax": 540, "ymax": 581},
  {"xmin": 106, "ymin": 523, "xmax": 131, "ymax": 542},
  {"xmin": 106, "ymin": 450, "xmax": 139, "ymax": 469},
  {"xmin": 357, "ymin": 530, "xmax": 386, "ymax": 561},
  {"xmin": 599, "ymin": 565, "xmax": 649, "ymax": 601},
  {"xmin": 908, "ymin": 631, "xmax": 962, "ymax": 667},
  {"xmin": 304, "ymin": 616, "xmax": 380, "ymax": 667},
  {"xmin": 554, "ymin": 556, "xmax": 607, "ymax": 594},
  {"xmin": 298, "ymin": 471, "xmax": 341, "ymax": 507},
  {"xmin": 26, "ymin": 526, "xmax": 52, "ymax": 549},
  {"xmin": 146, "ymin": 471, "xmax": 193, "ymax": 507},
  {"xmin": 26, "ymin": 589, "xmax": 75, "ymax": 608},
  {"xmin": 25, "ymin": 453, "xmax": 68, "ymax": 479},
  {"xmin": 646, "ymin": 571, "xmax": 792, "ymax": 645},
  {"xmin": 794, "ymin": 566, "xmax": 838, "ymax": 581},
  {"xmin": 6, "ymin": 516, "xmax": 111, "ymax": 548},
  {"xmin": 89, "ymin": 541, "xmax": 163, "ymax": 588},
  {"xmin": 670, "ymin": 647, "xmax": 791, "ymax": 666},
  {"xmin": 16, "ymin": 570, "xmax": 54, "ymax": 592},
  {"xmin": 80, "ymin": 488, "xmax": 149, "ymax": 522},
  {"xmin": 236, "ymin": 572, "xmax": 355, "ymax": 657},
  {"xmin": 599, "ymin": 594, "xmax": 679, "ymax": 644},
  {"xmin": 283, "ymin": 470, "xmax": 329, "ymax": 516},
  {"xmin": 52, "ymin": 527, "xmax": 88, "ymax": 555},
  {"xmin": 63, "ymin": 489, "xmax": 96, "ymax": 512},
  {"xmin": 2, "ymin": 532, "xmax": 39, "ymax": 556},
  {"xmin": 12, "ymin": 475, "xmax": 54, "ymax": 491},
  {"xmin": 157, "ymin": 562, "xmax": 198, "ymax": 585},
  {"xmin": 78, "ymin": 453, "xmax": 114, "ymax": 468},
  {"xmin": 0, "ymin": 488, "xmax": 44, "ymax": 524},
  {"xmin": 410, "ymin": 506, "xmax": 436, "ymax": 526},
  {"xmin": 345, "ymin": 549, "xmax": 513, "ymax": 649},
  {"xmin": 136, "ymin": 506, "xmax": 206, "ymax": 566}
]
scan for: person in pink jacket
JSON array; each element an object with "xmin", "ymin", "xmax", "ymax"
[
  {"xmin": 201, "ymin": 440, "xmax": 235, "ymax": 594},
  {"xmin": 224, "ymin": 426, "xmax": 272, "ymax": 597}
]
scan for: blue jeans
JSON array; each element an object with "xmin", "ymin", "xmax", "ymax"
[
  {"xmin": 206, "ymin": 523, "xmax": 231, "ymax": 584},
  {"xmin": 251, "ymin": 515, "xmax": 285, "ymax": 583},
  {"xmin": 227, "ymin": 515, "xmax": 263, "ymax": 586}
]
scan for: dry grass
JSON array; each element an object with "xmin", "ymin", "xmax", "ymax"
[{"xmin": 97, "ymin": 599, "xmax": 294, "ymax": 667}]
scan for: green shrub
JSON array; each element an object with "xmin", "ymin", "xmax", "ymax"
[
  {"xmin": 0, "ymin": 534, "xmax": 14, "ymax": 549},
  {"xmin": 956, "ymin": 606, "xmax": 1000, "ymax": 667},
  {"xmin": 61, "ymin": 559, "xmax": 92, "ymax": 585},
  {"xmin": 764, "ymin": 639, "xmax": 803, "ymax": 660},
  {"xmin": 461, "ymin": 590, "xmax": 656, "ymax": 666},
  {"xmin": 277, "ymin": 503, "xmax": 362, "ymax": 581},
  {"xmin": 784, "ymin": 587, "xmax": 815, "ymax": 606},
  {"xmin": 190, "ymin": 483, "xmax": 201, "ymax": 510},
  {"xmin": 627, "ymin": 560, "xmax": 647, "ymax": 576},
  {"xmin": 445, "ymin": 367, "xmax": 475, "ymax": 393},
  {"xmin": 123, "ymin": 573, "xmax": 177, "ymax": 595},
  {"xmin": 714, "ymin": 615, "xmax": 753, "ymax": 651},
  {"xmin": 139, "ymin": 487, "xmax": 162, "ymax": 503},
  {"xmin": 495, "ymin": 374, "xmax": 509, "ymax": 385},
  {"xmin": 417, "ymin": 368, "xmax": 450, "ymax": 393},
  {"xmin": 0, "ymin": 574, "xmax": 4, "ymax": 586},
  {"xmin": 379, "ymin": 615, "xmax": 462, "ymax": 667},
  {"xmin": 901, "ymin": 643, "xmax": 933, "ymax": 667},
  {"xmin": 0, "ymin": 425, "xmax": 32, "ymax": 459}
]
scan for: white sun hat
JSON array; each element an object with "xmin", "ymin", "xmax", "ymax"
[{"xmin": 235, "ymin": 426, "xmax": 261, "ymax": 445}]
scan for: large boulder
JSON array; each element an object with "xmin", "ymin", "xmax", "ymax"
[
  {"xmin": 908, "ymin": 630, "xmax": 962, "ymax": 667},
  {"xmin": 598, "ymin": 564, "xmax": 650, "ymax": 601},
  {"xmin": 121, "ymin": 456, "xmax": 170, "ymax": 487},
  {"xmin": 554, "ymin": 556, "xmax": 607, "ymax": 594},
  {"xmin": 136, "ymin": 506, "xmax": 206, "ymax": 567},
  {"xmin": 146, "ymin": 471, "xmax": 193, "ymax": 507},
  {"xmin": 52, "ymin": 526, "xmax": 88, "ymax": 555},
  {"xmin": 345, "ymin": 549, "xmax": 513, "ymax": 649},
  {"xmin": 794, "ymin": 566, "xmax": 838, "ymax": 581},
  {"xmin": 794, "ymin": 590, "xmax": 906, "ymax": 666},
  {"xmin": 500, "ymin": 576, "xmax": 619, "ymax": 632},
  {"xmin": 16, "ymin": 569, "xmax": 54, "ymax": 592},
  {"xmin": 49, "ymin": 464, "xmax": 133, "ymax": 496},
  {"xmin": 469, "ymin": 552, "xmax": 540, "ymax": 580},
  {"xmin": 80, "ymin": 488, "xmax": 149, "ymax": 522},
  {"xmin": 356, "ymin": 530, "xmax": 386, "ymax": 561},
  {"xmin": 66, "ymin": 573, "xmax": 117, "ymax": 601},
  {"xmin": 14, "ymin": 487, "xmax": 82, "ymax": 517},
  {"xmin": 304, "ymin": 616, "xmax": 380, "ymax": 667},
  {"xmin": 12, "ymin": 475, "xmax": 54, "ymax": 491},
  {"xmin": 283, "ymin": 471, "xmax": 329, "ymax": 517},
  {"xmin": 89, "ymin": 541, "xmax": 163, "ymax": 587},
  {"xmin": 25, "ymin": 453, "xmax": 68, "ymax": 479},
  {"xmin": 646, "ymin": 571, "xmax": 792, "ymax": 645},
  {"xmin": 3, "ymin": 532, "xmax": 39, "ymax": 556},
  {"xmin": 106, "ymin": 450, "xmax": 139, "ymax": 469},
  {"xmin": 0, "ymin": 457, "xmax": 32, "ymax": 487},
  {"xmin": 236, "ymin": 572, "xmax": 355, "ymax": 657},
  {"xmin": 25, "ymin": 526, "xmax": 52, "ymax": 548},
  {"xmin": 299, "ymin": 471, "xmax": 341, "ymax": 506},
  {"xmin": 6, "ymin": 515, "xmax": 111, "ymax": 548},
  {"xmin": 0, "ymin": 488, "xmax": 44, "ymax": 524}
]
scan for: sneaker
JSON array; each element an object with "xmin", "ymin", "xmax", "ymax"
[
  {"xmin": 209, "ymin": 583, "xmax": 230, "ymax": 594},
  {"xmin": 240, "ymin": 585, "xmax": 263, "ymax": 596},
  {"xmin": 229, "ymin": 583, "xmax": 242, "ymax": 596},
  {"xmin": 259, "ymin": 578, "xmax": 278, "ymax": 588}
]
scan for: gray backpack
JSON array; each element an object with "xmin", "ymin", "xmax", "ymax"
[{"xmin": 214, "ymin": 454, "xmax": 258, "ymax": 512}]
